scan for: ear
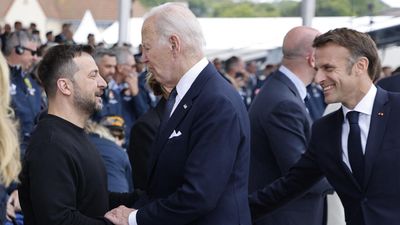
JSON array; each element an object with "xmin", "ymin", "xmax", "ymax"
[
  {"xmin": 57, "ymin": 78, "xmax": 72, "ymax": 96},
  {"xmin": 169, "ymin": 35, "xmax": 180, "ymax": 55},
  {"xmin": 306, "ymin": 52, "xmax": 316, "ymax": 68},
  {"xmin": 355, "ymin": 57, "xmax": 369, "ymax": 76}
]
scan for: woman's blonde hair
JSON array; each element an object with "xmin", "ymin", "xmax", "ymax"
[
  {"xmin": 84, "ymin": 120, "xmax": 116, "ymax": 143},
  {"xmin": 0, "ymin": 52, "xmax": 21, "ymax": 186}
]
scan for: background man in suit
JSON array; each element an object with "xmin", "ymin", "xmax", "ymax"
[
  {"xmin": 94, "ymin": 49, "xmax": 117, "ymax": 83},
  {"xmin": 249, "ymin": 26, "xmax": 331, "ymax": 225},
  {"xmin": 249, "ymin": 27, "xmax": 400, "ymax": 225},
  {"xmin": 376, "ymin": 70, "xmax": 400, "ymax": 92},
  {"xmin": 128, "ymin": 73, "xmax": 168, "ymax": 191},
  {"xmin": 105, "ymin": 3, "xmax": 251, "ymax": 225}
]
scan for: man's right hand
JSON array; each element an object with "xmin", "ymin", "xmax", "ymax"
[{"xmin": 105, "ymin": 205, "xmax": 136, "ymax": 225}]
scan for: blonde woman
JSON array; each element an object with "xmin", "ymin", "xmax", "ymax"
[
  {"xmin": 0, "ymin": 52, "xmax": 21, "ymax": 223},
  {"xmin": 84, "ymin": 118, "xmax": 134, "ymax": 193}
]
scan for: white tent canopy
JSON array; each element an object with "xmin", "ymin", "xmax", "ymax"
[
  {"xmin": 99, "ymin": 16, "xmax": 396, "ymax": 59},
  {"xmin": 73, "ymin": 10, "xmax": 102, "ymax": 44},
  {"xmin": 101, "ymin": 18, "xmax": 143, "ymax": 46}
]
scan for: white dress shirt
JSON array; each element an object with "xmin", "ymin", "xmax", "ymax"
[
  {"xmin": 341, "ymin": 85, "xmax": 377, "ymax": 171},
  {"xmin": 127, "ymin": 57, "xmax": 209, "ymax": 225},
  {"xmin": 170, "ymin": 57, "xmax": 208, "ymax": 116}
]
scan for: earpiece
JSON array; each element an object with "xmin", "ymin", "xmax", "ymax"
[{"xmin": 15, "ymin": 45, "xmax": 24, "ymax": 55}]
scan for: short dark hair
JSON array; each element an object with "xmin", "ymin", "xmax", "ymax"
[
  {"xmin": 38, "ymin": 45, "xmax": 94, "ymax": 98},
  {"xmin": 313, "ymin": 28, "xmax": 380, "ymax": 81},
  {"xmin": 225, "ymin": 56, "xmax": 239, "ymax": 73}
]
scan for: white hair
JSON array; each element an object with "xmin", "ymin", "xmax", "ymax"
[{"xmin": 143, "ymin": 3, "xmax": 206, "ymax": 56}]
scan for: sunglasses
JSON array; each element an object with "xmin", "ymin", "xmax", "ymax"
[{"xmin": 22, "ymin": 46, "xmax": 38, "ymax": 56}]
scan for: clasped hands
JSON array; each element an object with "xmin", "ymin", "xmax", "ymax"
[{"xmin": 105, "ymin": 205, "xmax": 136, "ymax": 225}]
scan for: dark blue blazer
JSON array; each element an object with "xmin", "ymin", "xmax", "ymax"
[
  {"xmin": 0, "ymin": 184, "xmax": 6, "ymax": 224},
  {"xmin": 377, "ymin": 73, "xmax": 400, "ymax": 92},
  {"xmin": 128, "ymin": 98, "xmax": 165, "ymax": 190},
  {"xmin": 88, "ymin": 133, "xmax": 133, "ymax": 193},
  {"xmin": 136, "ymin": 62, "xmax": 252, "ymax": 225},
  {"xmin": 250, "ymin": 87, "xmax": 400, "ymax": 225},
  {"xmin": 9, "ymin": 67, "xmax": 42, "ymax": 154},
  {"xmin": 248, "ymin": 71, "xmax": 331, "ymax": 225},
  {"xmin": 94, "ymin": 85, "xmax": 148, "ymax": 144}
]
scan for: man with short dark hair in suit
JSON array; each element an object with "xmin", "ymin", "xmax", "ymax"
[
  {"xmin": 105, "ymin": 3, "xmax": 251, "ymax": 225},
  {"xmin": 249, "ymin": 27, "xmax": 400, "ymax": 225},
  {"xmin": 248, "ymin": 26, "xmax": 331, "ymax": 225}
]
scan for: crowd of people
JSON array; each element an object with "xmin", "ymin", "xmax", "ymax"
[{"xmin": 1, "ymin": 2, "xmax": 400, "ymax": 225}]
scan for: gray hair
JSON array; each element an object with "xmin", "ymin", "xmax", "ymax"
[
  {"xmin": 112, "ymin": 47, "xmax": 133, "ymax": 65},
  {"xmin": 93, "ymin": 48, "xmax": 116, "ymax": 65},
  {"xmin": 3, "ymin": 30, "xmax": 33, "ymax": 56},
  {"xmin": 143, "ymin": 3, "xmax": 206, "ymax": 56}
]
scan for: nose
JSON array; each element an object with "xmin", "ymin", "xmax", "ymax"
[
  {"xmin": 141, "ymin": 51, "xmax": 148, "ymax": 63},
  {"xmin": 32, "ymin": 53, "xmax": 38, "ymax": 62},
  {"xmin": 98, "ymin": 74, "xmax": 107, "ymax": 89},
  {"xmin": 314, "ymin": 69, "xmax": 325, "ymax": 85}
]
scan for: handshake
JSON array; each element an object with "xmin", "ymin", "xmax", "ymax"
[{"xmin": 105, "ymin": 205, "xmax": 136, "ymax": 225}]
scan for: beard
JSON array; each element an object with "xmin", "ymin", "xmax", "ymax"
[{"xmin": 73, "ymin": 86, "xmax": 103, "ymax": 116}]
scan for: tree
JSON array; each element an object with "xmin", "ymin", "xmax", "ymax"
[
  {"xmin": 316, "ymin": 0, "xmax": 352, "ymax": 16},
  {"xmin": 277, "ymin": 1, "xmax": 301, "ymax": 17},
  {"xmin": 138, "ymin": 0, "xmax": 390, "ymax": 17}
]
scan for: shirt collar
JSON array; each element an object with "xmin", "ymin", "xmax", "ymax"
[
  {"xmin": 108, "ymin": 79, "xmax": 117, "ymax": 89},
  {"xmin": 175, "ymin": 57, "xmax": 208, "ymax": 99},
  {"xmin": 342, "ymin": 84, "xmax": 377, "ymax": 117},
  {"xmin": 279, "ymin": 65, "xmax": 307, "ymax": 101}
]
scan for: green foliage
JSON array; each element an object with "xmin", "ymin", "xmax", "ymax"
[
  {"xmin": 189, "ymin": 0, "xmax": 212, "ymax": 16},
  {"xmin": 350, "ymin": 0, "xmax": 388, "ymax": 16},
  {"xmin": 277, "ymin": 1, "xmax": 301, "ymax": 17},
  {"xmin": 316, "ymin": 0, "xmax": 352, "ymax": 16},
  {"xmin": 208, "ymin": 2, "xmax": 281, "ymax": 17},
  {"xmin": 138, "ymin": 0, "xmax": 391, "ymax": 17},
  {"xmin": 138, "ymin": 0, "xmax": 169, "ymax": 8},
  {"xmin": 316, "ymin": 0, "xmax": 389, "ymax": 16}
]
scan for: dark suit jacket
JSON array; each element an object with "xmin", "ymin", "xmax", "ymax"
[
  {"xmin": 136, "ymin": 62, "xmax": 251, "ymax": 225},
  {"xmin": 250, "ymin": 87, "xmax": 400, "ymax": 225},
  {"xmin": 377, "ymin": 73, "xmax": 400, "ymax": 92},
  {"xmin": 0, "ymin": 184, "xmax": 6, "ymax": 224},
  {"xmin": 128, "ymin": 98, "xmax": 165, "ymax": 190},
  {"xmin": 248, "ymin": 71, "xmax": 331, "ymax": 225}
]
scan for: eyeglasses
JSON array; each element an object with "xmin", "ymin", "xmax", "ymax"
[{"xmin": 22, "ymin": 46, "xmax": 38, "ymax": 56}]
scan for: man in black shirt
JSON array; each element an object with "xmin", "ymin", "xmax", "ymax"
[{"xmin": 19, "ymin": 45, "xmax": 137, "ymax": 225}]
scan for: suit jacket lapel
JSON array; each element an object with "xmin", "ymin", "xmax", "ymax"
[
  {"xmin": 147, "ymin": 63, "xmax": 214, "ymax": 186},
  {"xmin": 363, "ymin": 88, "xmax": 390, "ymax": 187},
  {"xmin": 275, "ymin": 71, "xmax": 302, "ymax": 101},
  {"xmin": 275, "ymin": 71, "xmax": 312, "ymax": 125}
]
